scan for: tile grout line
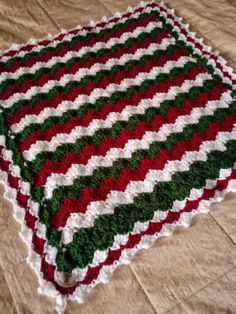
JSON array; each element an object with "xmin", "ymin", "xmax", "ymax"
[
  {"xmin": 165, "ymin": 265, "xmax": 236, "ymax": 313},
  {"xmin": 97, "ymin": 0, "xmax": 116, "ymax": 15},
  {"xmin": 2, "ymin": 259, "xmax": 37, "ymax": 314},
  {"xmin": 35, "ymin": 0, "xmax": 61, "ymax": 31},
  {"xmin": 129, "ymin": 265, "xmax": 159, "ymax": 314},
  {"xmin": 2, "ymin": 271, "xmax": 21, "ymax": 314},
  {"xmin": 209, "ymin": 211, "xmax": 236, "ymax": 246}
]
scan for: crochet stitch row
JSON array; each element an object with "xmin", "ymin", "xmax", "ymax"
[{"xmin": 0, "ymin": 1, "xmax": 236, "ymax": 310}]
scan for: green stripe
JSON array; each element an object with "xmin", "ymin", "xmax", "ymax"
[
  {"xmin": 27, "ymin": 61, "xmax": 202, "ymax": 173},
  {"xmin": 0, "ymin": 9, "xmax": 220, "ymax": 191},
  {"xmin": 16, "ymin": 42, "xmax": 182, "ymax": 141},
  {"xmin": 0, "ymin": 14, "xmax": 234, "ymax": 266},
  {"xmin": 0, "ymin": 58, "xmax": 206, "ymax": 203},
  {"xmin": 3, "ymin": 13, "xmax": 190, "ymax": 117},
  {"xmin": 55, "ymin": 139, "xmax": 236, "ymax": 271},
  {"xmin": 0, "ymin": 10, "xmax": 161, "ymax": 70},
  {"xmin": 0, "ymin": 6, "xmax": 234, "ymax": 275},
  {"xmin": 5, "ymin": 24, "xmax": 170, "ymax": 118},
  {"xmin": 0, "ymin": 55, "xmax": 232, "ymax": 211},
  {"xmin": 39, "ymin": 93, "xmax": 236, "ymax": 228},
  {"xmin": 0, "ymin": 18, "xmax": 167, "ymax": 95}
]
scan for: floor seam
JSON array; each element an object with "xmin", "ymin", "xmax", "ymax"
[
  {"xmin": 2, "ymin": 271, "xmax": 21, "ymax": 314},
  {"xmin": 1, "ymin": 258, "xmax": 27, "ymax": 275},
  {"xmin": 129, "ymin": 265, "xmax": 158, "ymax": 314},
  {"xmin": 35, "ymin": 0, "xmax": 60, "ymax": 31},
  {"xmin": 165, "ymin": 265, "xmax": 236, "ymax": 313},
  {"xmin": 97, "ymin": 0, "xmax": 114, "ymax": 15},
  {"xmin": 210, "ymin": 211, "xmax": 236, "ymax": 246}
]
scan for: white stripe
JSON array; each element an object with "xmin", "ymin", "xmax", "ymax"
[
  {"xmin": 0, "ymin": 6, "xmax": 159, "ymax": 88},
  {"xmin": 11, "ymin": 35, "xmax": 173, "ymax": 133},
  {"xmin": 0, "ymin": 1, "xmax": 235, "ymax": 308},
  {"xmin": 44, "ymin": 73, "xmax": 218, "ymax": 199},
  {"xmin": 0, "ymin": 137, "xmax": 56, "ymax": 260},
  {"xmin": 158, "ymin": 2, "xmax": 236, "ymax": 87},
  {"xmin": 2, "ymin": 85, "xmax": 232, "ymax": 270},
  {"xmin": 0, "ymin": 1, "xmax": 236, "ymax": 309},
  {"xmin": 0, "ymin": 71, "xmax": 215, "ymax": 262},
  {"xmin": 3, "ymin": 20, "xmax": 164, "ymax": 108},
  {"xmin": 0, "ymin": 1, "xmax": 156, "ymax": 63},
  {"xmin": 55, "ymin": 6, "xmax": 236, "ymax": 303},
  {"xmin": 68, "ymin": 168, "xmax": 236, "ymax": 300},
  {"xmin": 22, "ymin": 55, "xmax": 195, "ymax": 161},
  {"xmin": 60, "ymin": 125, "xmax": 236, "ymax": 245},
  {"xmin": 56, "ymin": 166, "xmax": 233, "ymax": 282}
]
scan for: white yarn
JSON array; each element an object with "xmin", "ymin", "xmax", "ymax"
[
  {"xmin": 3, "ymin": 19, "xmax": 163, "ymax": 107},
  {"xmin": 44, "ymin": 74, "xmax": 222, "ymax": 199},
  {"xmin": 11, "ymin": 35, "xmax": 173, "ymax": 133},
  {"xmin": 61, "ymin": 124, "xmax": 236, "ymax": 242},
  {"xmin": 22, "ymin": 55, "xmax": 195, "ymax": 160},
  {"xmin": 0, "ymin": 2, "xmax": 235, "ymax": 313}
]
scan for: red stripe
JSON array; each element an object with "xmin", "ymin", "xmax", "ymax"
[
  {"xmin": 34, "ymin": 83, "xmax": 226, "ymax": 187},
  {"xmin": 50, "ymin": 114, "xmax": 236, "ymax": 230},
  {"xmin": 9, "ymin": 33, "xmax": 175, "ymax": 133},
  {"xmin": 18, "ymin": 47, "xmax": 188, "ymax": 152},
  {"xmin": 0, "ymin": 151, "xmax": 36, "ymax": 232},
  {"xmin": 40, "ymin": 168, "xmax": 236, "ymax": 294},
  {"xmin": 0, "ymin": 12, "xmax": 158, "ymax": 79},
  {"xmin": 158, "ymin": 6, "xmax": 236, "ymax": 86},
  {"xmin": 33, "ymin": 66, "xmax": 207, "ymax": 186},
  {"xmin": 76, "ymin": 169, "xmax": 236, "ymax": 288},
  {"xmin": 0, "ymin": 3, "xmax": 158, "ymax": 61},
  {"xmin": 2, "ymin": 30, "xmax": 166, "ymax": 101},
  {"xmin": 1, "ymin": 144, "xmax": 235, "ymax": 295},
  {"xmin": 0, "ymin": 1, "xmax": 235, "ymax": 297},
  {"xmin": 1, "ymin": 15, "xmax": 160, "ymax": 101}
]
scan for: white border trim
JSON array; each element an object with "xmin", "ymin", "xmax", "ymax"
[{"xmin": 0, "ymin": 1, "xmax": 236, "ymax": 313}]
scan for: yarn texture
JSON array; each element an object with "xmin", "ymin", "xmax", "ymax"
[{"xmin": 0, "ymin": 1, "xmax": 236, "ymax": 310}]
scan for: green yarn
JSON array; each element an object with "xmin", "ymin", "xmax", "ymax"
[
  {"xmin": 0, "ymin": 22, "xmax": 167, "ymax": 95},
  {"xmin": 39, "ymin": 79, "xmax": 235, "ymax": 227},
  {"xmin": 29, "ymin": 61, "xmax": 200, "ymax": 171},
  {"xmin": 0, "ymin": 5, "xmax": 235, "ymax": 272},
  {"xmin": 55, "ymin": 139, "xmax": 236, "ymax": 271},
  {"xmin": 16, "ymin": 42, "xmax": 181, "ymax": 141},
  {"xmin": 0, "ymin": 10, "xmax": 161, "ymax": 69}
]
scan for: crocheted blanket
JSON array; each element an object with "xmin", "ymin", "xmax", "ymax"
[{"xmin": 0, "ymin": 0, "xmax": 236, "ymax": 310}]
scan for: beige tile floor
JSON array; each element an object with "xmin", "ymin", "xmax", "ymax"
[{"xmin": 0, "ymin": 0, "xmax": 236, "ymax": 313}]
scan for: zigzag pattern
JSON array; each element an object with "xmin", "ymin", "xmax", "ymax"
[{"xmin": 0, "ymin": 0, "xmax": 236, "ymax": 309}]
